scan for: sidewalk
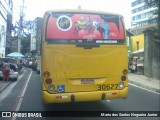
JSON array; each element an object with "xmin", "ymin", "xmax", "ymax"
[
  {"xmin": 128, "ymin": 72, "xmax": 160, "ymax": 93},
  {"xmin": 0, "ymin": 68, "xmax": 24, "ymax": 93},
  {"xmin": 0, "ymin": 81, "xmax": 12, "ymax": 93}
]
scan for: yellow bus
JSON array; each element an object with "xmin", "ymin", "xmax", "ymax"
[{"xmin": 41, "ymin": 9, "xmax": 128, "ymax": 104}]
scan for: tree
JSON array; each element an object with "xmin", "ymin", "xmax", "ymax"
[
  {"xmin": 21, "ymin": 34, "xmax": 31, "ymax": 56},
  {"xmin": 145, "ymin": 0, "xmax": 159, "ymax": 7},
  {"xmin": 144, "ymin": 0, "xmax": 160, "ymax": 31}
]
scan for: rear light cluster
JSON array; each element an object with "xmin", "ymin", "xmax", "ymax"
[
  {"xmin": 121, "ymin": 76, "xmax": 126, "ymax": 81},
  {"xmin": 43, "ymin": 71, "xmax": 50, "ymax": 78},
  {"xmin": 121, "ymin": 69, "xmax": 128, "ymax": 81},
  {"xmin": 123, "ymin": 69, "xmax": 128, "ymax": 75},
  {"xmin": 43, "ymin": 71, "xmax": 54, "ymax": 91},
  {"xmin": 119, "ymin": 69, "xmax": 128, "ymax": 88},
  {"xmin": 48, "ymin": 85, "xmax": 55, "ymax": 91},
  {"xmin": 119, "ymin": 82, "xmax": 124, "ymax": 88},
  {"xmin": 46, "ymin": 78, "xmax": 52, "ymax": 84}
]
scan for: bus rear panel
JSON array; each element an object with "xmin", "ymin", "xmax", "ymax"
[{"xmin": 41, "ymin": 10, "xmax": 128, "ymax": 103}]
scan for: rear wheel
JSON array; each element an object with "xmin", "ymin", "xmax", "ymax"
[
  {"xmin": 14, "ymin": 78, "xmax": 17, "ymax": 81},
  {"xmin": 37, "ymin": 70, "xmax": 40, "ymax": 74}
]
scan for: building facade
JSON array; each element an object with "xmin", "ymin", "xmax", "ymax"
[
  {"xmin": 126, "ymin": 30, "xmax": 134, "ymax": 58},
  {"xmin": 30, "ymin": 17, "xmax": 42, "ymax": 56},
  {"xmin": 130, "ymin": 0, "xmax": 158, "ymax": 55},
  {"xmin": 0, "ymin": 0, "xmax": 13, "ymax": 57},
  {"xmin": 131, "ymin": 33, "xmax": 144, "ymax": 52},
  {"xmin": 131, "ymin": 0, "xmax": 160, "ymax": 79},
  {"xmin": 131, "ymin": 0, "xmax": 158, "ymax": 34}
]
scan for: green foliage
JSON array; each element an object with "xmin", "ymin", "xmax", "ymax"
[
  {"xmin": 145, "ymin": 0, "xmax": 160, "ymax": 31},
  {"xmin": 21, "ymin": 34, "xmax": 31, "ymax": 56},
  {"xmin": 145, "ymin": 0, "xmax": 159, "ymax": 7}
]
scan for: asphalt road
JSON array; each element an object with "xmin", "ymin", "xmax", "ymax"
[{"xmin": 0, "ymin": 67, "xmax": 159, "ymax": 120}]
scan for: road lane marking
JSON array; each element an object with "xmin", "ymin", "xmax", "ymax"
[
  {"xmin": 0, "ymin": 68, "xmax": 26, "ymax": 103},
  {"xmin": 11, "ymin": 68, "xmax": 32, "ymax": 120},
  {"xmin": 129, "ymin": 83, "xmax": 160, "ymax": 95}
]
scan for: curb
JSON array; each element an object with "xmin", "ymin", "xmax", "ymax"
[
  {"xmin": 129, "ymin": 79, "xmax": 160, "ymax": 93},
  {"xmin": 0, "ymin": 81, "xmax": 12, "ymax": 93},
  {"xmin": 0, "ymin": 68, "xmax": 25, "ymax": 93}
]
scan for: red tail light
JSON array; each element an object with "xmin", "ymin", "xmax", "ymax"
[
  {"xmin": 56, "ymin": 96, "xmax": 62, "ymax": 99},
  {"xmin": 112, "ymin": 92, "xmax": 117, "ymax": 95},
  {"xmin": 121, "ymin": 75, "xmax": 126, "ymax": 81},
  {"xmin": 46, "ymin": 78, "xmax": 52, "ymax": 84}
]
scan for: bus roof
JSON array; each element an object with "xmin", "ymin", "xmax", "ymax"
[{"xmin": 44, "ymin": 9, "xmax": 123, "ymax": 17}]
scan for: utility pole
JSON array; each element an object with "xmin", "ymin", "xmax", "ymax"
[{"xmin": 18, "ymin": 0, "xmax": 25, "ymax": 53}]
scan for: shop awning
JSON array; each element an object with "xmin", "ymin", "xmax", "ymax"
[{"xmin": 132, "ymin": 48, "xmax": 144, "ymax": 57}]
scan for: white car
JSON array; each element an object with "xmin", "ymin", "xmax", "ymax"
[{"xmin": 0, "ymin": 64, "xmax": 19, "ymax": 81}]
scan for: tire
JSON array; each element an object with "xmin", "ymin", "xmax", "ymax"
[
  {"xmin": 37, "ymin": 70, "xmax": 40, "ymax": 74},
  {"xmin": 14, "ymin": 78, "xmax": 18, "ymax": 81}
]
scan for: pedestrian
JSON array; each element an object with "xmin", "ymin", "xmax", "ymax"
[
  {"xmin": 73, "ymin": 21, "xmax": 80, "ymax": 35},
  {"xmin": 2, "ymin": 60, "xmax": 10, "ymax": 82}
]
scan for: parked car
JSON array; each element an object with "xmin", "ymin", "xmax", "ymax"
[
  {"xmin": 31, "ymin": 56, "xmax": 40, "ymax": 71},
  {"xmin": 0, "ymin": 58, "xmax": 19, "ymax": 81},
  {"xmin": 22, "ymin": 59, "xmax": 27, "ymax": 66},
  {"xmin": 26, "ymin": 59, "xmax": 33, "ymax": 68},
  {"xmin": 36, "ymin": 59, "xmax": 41, "ymax": 74}
]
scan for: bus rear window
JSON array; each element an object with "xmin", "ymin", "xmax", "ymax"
[{"xmin": 46, "ymin": 13, "xmax": 125, "ymax": 44}]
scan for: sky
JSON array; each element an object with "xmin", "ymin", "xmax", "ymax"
[{"xmin": 13, "ymin": 0, "xmax": 132, "ymax": 29}]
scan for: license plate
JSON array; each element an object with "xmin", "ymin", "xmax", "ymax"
[{"xmin": 81, "ymin": 79, "xmax": 95, "ymax": 84}]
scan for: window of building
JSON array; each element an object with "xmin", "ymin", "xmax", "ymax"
[
  {"xmin": 143, "ymin": 5, "xmax": 148, "ymax": 10},
  {"xmin": 132, "ymin": 9, "xmax": 136, "ymax": 14},
  {"xmin": 132, "ymin": 16, "xmax": 136, "ymax": 21},
  {"xmin": 136, "ymin": 41, "xmax": 139, "ymax": 50},
  {"xmin": 136, "ymin": 15, "xmax": 141, "ymax": 20},
  {"xmin": 137, "ymin": 0, "xmax": 140, "ymax": 4},
  {"xmin": 132, "ymin": 0, "xmax": 144, "ymax": 7},
  {"xmin": 131, "ymin": 1, "xmax": 137, "ymax": 7},
  {"xmin": 141, "ymin": 14, "xmax": 146, "ymax": 18},
  {"xmin": 138, "ymin": 0, "xmax": 145, "ymax": 4},
  {"xmin": 138, "ymin": 7, "xmax": 142, "ymax": 12}
]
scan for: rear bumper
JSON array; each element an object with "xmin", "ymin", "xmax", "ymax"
[{"xmin": 42, "ymin": 87, "xmax": 128, "ymax": 104}]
